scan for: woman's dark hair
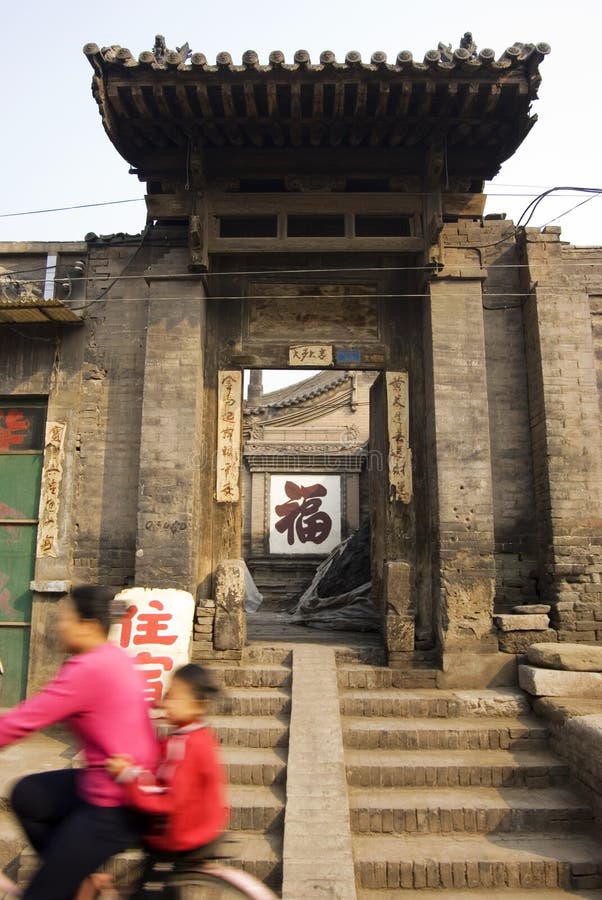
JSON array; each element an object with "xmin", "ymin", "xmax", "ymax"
[
  {"xmin": 70, "ymin": 584, "xmax": 115, "ymax": 635},
  {"xmin": 172, "ymin": 663, "xmax": 220, "ymax": 701}
]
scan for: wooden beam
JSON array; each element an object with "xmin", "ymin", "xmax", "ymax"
[{"xmin": 208, "ymin": 236, "xmax": 424, "ymax": 253}]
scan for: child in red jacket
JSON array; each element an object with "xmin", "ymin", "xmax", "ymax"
[{"xmin": 105, "ymin": 664, "xmax": 229, "ymax": 894}]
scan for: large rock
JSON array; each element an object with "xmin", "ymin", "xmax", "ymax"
[
  {"xmin": 495, "ymin": 614, "xmax": 549, "ymax": 632},
  {"xmin": 527, "ymin": 642, "xmax": 602, "ymax": 672},
  {"xmin": 519, "ymin": 664, "xmax": 602, "ymax": 698}
]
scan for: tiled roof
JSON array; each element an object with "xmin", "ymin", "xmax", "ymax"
[
  {"xmin": 84, "ymin": 35, "xmax": 549, "ymax": 183},
  {"xmin": 245, "ymin": 371, "xmax": 351, "ymax": 413}
]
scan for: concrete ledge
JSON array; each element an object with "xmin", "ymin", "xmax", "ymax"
[{"xmin": 29, "ymin": 580, "xmax": 70, "ymax": 594}]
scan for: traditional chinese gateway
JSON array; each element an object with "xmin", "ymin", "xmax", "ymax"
[{"xmin": 1, "ymin": 34, "xmax": 602, "ymax": 704}]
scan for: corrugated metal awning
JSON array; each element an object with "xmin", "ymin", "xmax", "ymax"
[{"xmin": 0, "ymin": 296, "xmax": 82, "ymax": 324}]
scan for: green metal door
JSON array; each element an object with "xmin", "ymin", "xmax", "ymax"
[{"xmin": 0, "ymin": 403, "xmax": 46, "ymax": 704}]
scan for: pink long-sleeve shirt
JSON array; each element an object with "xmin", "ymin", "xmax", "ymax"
[{"xmin": 0, "ymin": 642, "xmax": 158, "ymax": 806}]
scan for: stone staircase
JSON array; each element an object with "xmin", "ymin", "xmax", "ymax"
[
  {"xmin": 338, "ymin": 662, "xmax": 602, "ymax": 898},
  {"xmin": 7, "ymin": 645, "xmax": 602, "ymax": 899},
  {"xmin": 208, "ymin": 646, "xmax": 292, "ymax": 893}
]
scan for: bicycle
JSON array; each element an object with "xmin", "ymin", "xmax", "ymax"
[{"xmin": 78, "ymin": 842, "xmax": 279, "ymax": 900}]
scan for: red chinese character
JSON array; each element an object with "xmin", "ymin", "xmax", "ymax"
[
  {"xmin": 274, "ymin": 481, "xmax": 332, "ymax": 546},
  {"xmin": 134, "ymin": 650, "xmax": 174, "ymax": 703},
  {"xmin": 0, "ymin": 410, "xmax": 30, "ymax": 451},
  {"xmin": 119, "ymin": 601, "xmax": 178, "ymax": 648}
]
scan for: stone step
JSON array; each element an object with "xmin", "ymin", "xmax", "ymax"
[
  {"xmin": 210, "ymin": 715, "xmax": 289, "ymax": 748},
  {"xmin": 338, "ymin": 666, "xmax": 440, "ymax": 692},
  {"xmin": 334, "ymin": 647, "xmax": 387, "ymax": 666},
  {"xmin": 228, "ymin": 784, "xmax": 285, "ymax": 832},
  {"xmin": 339, "ymin": 687, "xmax": 529, "ymax": 718},
  {"xmin": 222, "ymin": 831, "xmax": 283, "ymax": 890},
  {"xmin": 221, "ymin": 747, "xmax": 287, "ymax": 786},
  {"xmin": 345, "ymin": 748, "xmax": 569, "ymax": 788},
  {"xmin": 348, "ymin": 785, "xmax": 594, "ymax": 834},
  {"xmin": 358, "ymin": 890, "xmax": 602, "ymax": 899},
  {"xmin": 242, "ymin": 646, "xmax": 293, "ymax": 666},
  {"xmin": 352, "ymin": 832, "xmax": 602, "ymax": 891},
  {"xmin": 343, "ymin": 716, "xmax": 548, "ymax": 751},
  {"xmin": 211, "ymin": 664, "xmax": 292, "ymax": 689},
  {"xmin": 214, "ymin": 689, "xmax": 291, "ymax": 717}
]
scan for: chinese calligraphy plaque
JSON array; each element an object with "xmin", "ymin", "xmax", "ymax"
[
  {"xmin": 216, "ymin": 370, "xmax": 242, "ymax": 503},
  {"xmin": 36, "ymin": 421, "xmax": 66, "ymax": 558},
  {"xmin": 385, "ymin": 372, "xmax": 413, "ymax": 503},
  {"xmin": 288, "ymin": 344, "xmax": 334, "ymax": 367}
]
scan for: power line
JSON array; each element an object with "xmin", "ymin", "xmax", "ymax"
[
  {"xmin": 0, "ymin": 198, "xmax": 145, "ymax": 219},
  {"xmin": 0, "ymin": 190, "xmax": 598, "ymax": 221},
  {"xmin": 3, "ymin": 258, "xmax": 602, "ymax": 288}
]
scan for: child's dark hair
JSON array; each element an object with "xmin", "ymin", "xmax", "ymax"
[
  {"xmin": 172, "ymin": 664, "xmax": 220, "ymax": 701},
  {"xmin": 70, "ymin": 584, "xmax": 115, "ymax": 635}
]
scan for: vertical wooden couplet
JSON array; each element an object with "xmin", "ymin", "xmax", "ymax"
[
  {"xmin": 385, "ymin": 371, "xmax": 413, "ymax": 503},
  {"xmin": 215, "ymin": 370, "xmax": 242, "ymax": 502}
]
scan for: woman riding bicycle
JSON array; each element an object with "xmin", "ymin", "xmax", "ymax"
[{"xmin": 0, "ymin": 585, "xmax": 158, "ymax": 900}]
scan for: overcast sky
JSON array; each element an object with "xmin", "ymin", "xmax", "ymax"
[{"xmin": 0, "ymin": 0, "xmax": 600, "ymax": 247}]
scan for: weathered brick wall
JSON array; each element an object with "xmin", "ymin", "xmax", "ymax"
[
  {"xmin": 423, "ymin": 237, "xmax": 496, "ymax": 652},
  {"xmin": 71, "ymin": 240, "xmax": 150, "ymax": 588},
  {"xmin": 519, "ymin": 229, "xmax": 602, "ymax": 639},
  {"xmin": 480, "ymin": 231, "xmax": 539, "ymax": 612}
]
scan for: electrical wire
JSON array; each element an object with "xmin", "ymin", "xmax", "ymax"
[
  {"xmin": 0, "ymin": 198, "xmax": 144, "ymax": 219},
  {"xmin": 0, "ymin": 189, "xmax": 597, "ymax": 222}
]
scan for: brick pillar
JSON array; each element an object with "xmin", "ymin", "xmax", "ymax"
[
  {"xmin": 424, "ymin": 269, "xmax": 497, "ymax": 658},
  {"xmin": 135, "ymin": 264, "xmax": 207, "ymax": 591},
  {"xmin": 521, "ymin": 227, "xmax": 602, "ymax": 628}
]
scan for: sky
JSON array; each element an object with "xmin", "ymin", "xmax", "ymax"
[{"xmin": 0, "ymin": 0, "xmax": 600, "ymax": 248}]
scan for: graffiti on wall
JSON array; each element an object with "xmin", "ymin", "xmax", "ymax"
[{"xmin": 269, "ymin": 475, "xmax": 341, "ymax": 555}]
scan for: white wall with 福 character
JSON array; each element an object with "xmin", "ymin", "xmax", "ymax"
[{"xmin": 269, "ymin": 475, "xmax": 341, "ymax": 555}]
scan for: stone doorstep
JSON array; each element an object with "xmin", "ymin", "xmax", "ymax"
[
  {"xmin": 519, "ymin": 664, "xmax": 602, "ymax": 698},
  {"xmin": 342, "ymin": 716, "xmax": 548, "ymax": 751},
  {"xmin": 339, "ymin": 687, "xmax": 530, "ymax": 718},
  {"xmin": 352, "ymin": 832, "xmax": 602, "ymax": 890},
  {"xmin": 347, "ymin": 785, "xmax": 594, "ymax": 834},
  {"xmin": 345, "ymin": 748, "xmax": 569, "ymax": 788}
]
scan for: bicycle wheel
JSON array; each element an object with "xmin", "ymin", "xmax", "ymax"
[{"xmin": 171, "ymin": 866, "xmax": 278, "ymax": 900}]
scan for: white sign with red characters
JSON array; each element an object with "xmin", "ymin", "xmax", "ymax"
[{"xmin": 110, "ymin": 588, "xmax": 194, "ymax": 704}]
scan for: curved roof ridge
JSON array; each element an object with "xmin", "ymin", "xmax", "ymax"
[{"xmin": 245, "ymin": 370, "xmax": 352, "ymax": 413}]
